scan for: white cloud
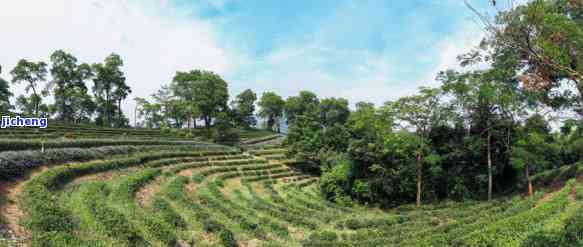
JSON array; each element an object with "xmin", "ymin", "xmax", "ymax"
[
  {"xmin": 421, "ymin": 21, "xmax": 486, "ymax": 84},
  {"xmin": 231, "ymin": 20, "xmax": 485, "ymax": 109},
  {"xmin": 0, "ymin": 0, "xmax": 233, "ymax": 122},
  {"xmin": 0, "ymin": 0, "xmax": 489, "ymax": 122}
]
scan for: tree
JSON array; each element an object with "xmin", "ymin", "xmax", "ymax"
[
  {"xmin": 113, "ymin": 82, "xmax": 132, "ymax": 127},
  {"xmin": 440, "ymin": 67, "xmax": 524, "ymax": 201},
  {"xmin": 319, "ymin": 97, "xmax": 350, "ymax": 127},
  {"xmin": 258, "ymin": 92, "xmax": 285, "ymax": 132},
  {"xmin": 49, "ymin": 50, "xmax": 94, "ymax": 122},
  {"xmin": 92, "ymin": 53, "xmax": 126, "ymax": 127},
  {"xmin": 232, "ymin": 89, "xmax": 257, "ymax": 128},
  {"xmin": 192, "ymin": 71, "xmax": 229, "ymax": 132},
  {"xmin": 285, "ymin": 91, "xmax": 320, "ymax": 123},
  {"xmin": 0, "ymin": 65, "xmax": 13, "ymax": 113},
  {"xmin": 211, "ymin": 111, "xmax": 240, "ymax": 145},
  {"xmin": 511, "ymin": 114, "xmax": 556, "ymax": 196},
  {"xmin": 10, "ymin": 59, "xmax": 47, "ymax": 116},
  {"xmin": 134, "ymin": 97, "xmax": 163, "ymax": 128},
  {"xmin": 393, "ymin": 87, "xmax": 443, "ymax": 207},
  {"xmin": 69, "ymin": 89, "xmax": 96, "ymax": 124},
  {"xmin": 15, "ymin": 95, "xmax": 49, "ymax": 116},
  {"xmin": 171, "ymin": 70, "xmax": 201, "ymax": 129},
  {"xmin": 471, "ymin": 0, "xmax": 583, "ymax": 114},
  {"xmin": 347, "ymin": 102, "xmax": 394, "ymax": 141}
]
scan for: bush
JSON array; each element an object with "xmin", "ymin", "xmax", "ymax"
[
  {"xmin": 565, "ymin": 208, "xmax": 583, "ymax": 244},
  {"xmin": 319, "ymin": 154, "xmax": 352, "ymax": 203},
  {"xmin": 0, "ymin": 139, "xmax": 216, "ymax": 152},
  {"xmin": 521, "ymin": 233, "xmax": 566, "ymax": 247},
  {"xmin": 0, "ymin": 144, "xmax": 232, "ymax": 179},
  {"xmin": 219, "ymin": 230, "xmax": 238, "ymax": 247},
  {"xmin": 212, "ymin": 126, "xmax": 241, "ymax": 146},
  {"xmin": 151, "ymin": 197, "xmax": 187, "ymax": 228}
]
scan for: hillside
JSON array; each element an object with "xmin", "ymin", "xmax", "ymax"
[{"xmin": 0, "ymin": 137, "xmax": 582, "ymax": 246}]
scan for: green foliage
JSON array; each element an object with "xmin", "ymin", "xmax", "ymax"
[
  {"xmin": 458, "ymin": 180, "xmax": 576, "ymax": 246},
  {"xmin": 193, "ymin": 71, "xmax": 229, "ymax": 129},
  {"xmin": 49, "ymin": 50, "xmax": 95, "ymax": 122},
  {"xmin": 319, "ymin": 153, "xmax": 352, "ymax": 203},
  {"xmin": 92, "ymin": 53, "xmax": 130, "ymax": 127},
  {"xmin": 212, "ymin": 112, "xmax": 240, "ymax": 145},
  {"xmin": 284, "ymin": 90, "xmax": 319, "ymax": 123},
  {"xmin": 232, "ymin": 89, "xmax": 257, "ymax": 128},
  {"xmin": 150, "ymin": 197, "xmax": 187, "ymax": 228},
  {"xmin": 10, "ymin": 59, "xmax": 48, "ymax": 116},
  {"xmin": 258, "ymin": 91, "xmax": 285, "ymax": 132},
  {"xmin": 69, "ymin": 182, "xmax": 145, "ymax": 245},
  {"xmin": 565, "ymin": 207, "xmax": 583, "ymax": 245},
  {"xmin": 318, "ymin": 97, "xmax": 350, "ymax": 127}
]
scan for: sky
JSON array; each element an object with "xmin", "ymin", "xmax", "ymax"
[{"xmin": 0, "ymin": 0, "xmax": 505, "ymax": 122}]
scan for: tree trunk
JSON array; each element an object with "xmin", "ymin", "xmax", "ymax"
[
  {"xmin": 525, "ymin": 157, "xmax": 533, "ymax": 196},
  {"xmin": 31, "ymin": 85, "xmax": 39, "ymax": 117},
  {"xmin": 267, "ymin": 116, "xmax": 274, "ymax": 131},
  {"xmin": 187, "ymin": 112, "xmax": 192, "ymax": 129},
  {"xmin": 487, "ymin": 130, "xmax": 493, "ymax": 201},
  {"xmin": 118, "ymin": 99, "xmax": 122, "ymax": 127},
  {"xmin": 106, "ymin": 93, "xmax": 111, "ymax": 127},
  {"xmin": 204, "ymin": 115, "xmax": 211, "ymax": 135},
  {"xmin": 62, "ymin": 94, "xmax": 67, "ymax": 121},
  {"xmin": 416, "ymin": 151, "xmax": 422, "ymax": 208}
]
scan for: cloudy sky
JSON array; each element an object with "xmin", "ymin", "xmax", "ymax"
[{"xmin": 0, "ymin": 0, "xmax": 502, "ymax": 121}]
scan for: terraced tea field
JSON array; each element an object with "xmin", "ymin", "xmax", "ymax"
[
  {"xmin": 0, "ymin": 120, "xmax": 277, "ymax": 143},
  {"xmin": 1, "ymin": 142, "xmax": 582, "ymax": 247}
]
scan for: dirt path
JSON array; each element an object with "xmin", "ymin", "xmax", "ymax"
[{"xmin": 0, "ymin": 166, "xmax": 49, "ymax": 246}]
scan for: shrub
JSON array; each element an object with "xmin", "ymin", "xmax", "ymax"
[
  {"xmin": 565, "ymin": 208, "xmax": 583, "ymax": 244},
  {"xmin": 0, "ymin": 145, "xmax": 233, "ymax": 179},
  {"xmin": 219, "ymin": 230, "xmax": 238, "ymax": 247},
  {"xmin": 521, "ymin": 233, "xmax": 565, "ymax": 247},
  {"xmin": 151, "ymin": 197, "xmax": 187, "ymax": 228},
  {"xmin": 319, "ymin": 157, "xmax": 352, "ymax": 203},
  {"xmin": 31, "ymin": 232, "xmax": 101, "ymax": 247}
]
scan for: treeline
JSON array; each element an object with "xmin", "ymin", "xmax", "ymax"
[
  {"xmin": 0, "ymin": 51, "xmax": 132, "ymax": 127},
  {"xmin": 284, "ymin": 0, "xmax": 583, "ymax": 207}
]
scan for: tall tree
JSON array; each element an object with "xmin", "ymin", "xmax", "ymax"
[
  {"xmin": 232, "ymin": 89, "xmax": 257, "ymax": 128},
  {"xmin": 319, "ymin": 97, "xmax": 350, "ymax": 127},
  {"xmin": 473, "ymin": 0, "xmax": 583, "ymax": 114},
  {"xmin": 285, "ymin": 91, "xmax": 320, "ymax": 123},
  {"xmin": 10, "ymin": 59, "xmax": 47, "ymax": 117},
  {"xmin": 49, "ymin": 50, "xmax": 94, "ymax": 122},
  {"xmin": 92, "ymin": 53, "xmax": 126, "ymax": 127},
  {"xmin": 171, "ymin": 70, "xmax": 202, "ymax": 129},
  {"xmin": 511, "ymin": 114, "xmax": 556, "ymax": 196},
  {"xmin": 113, "ymin": 83, "xmax": 132, "ymax": 127},
  {"xmin": 258, "ymin": 91, "xmax": 285, "ymax": 132},
  {"xmin": 393, "ymin": 87, "xmax": 443, "ymax": 207},
  {"xmin": 192, "ymin": 71, "xmax": 229, "ymax": 132},
  {"xmin": 441, "ymin": 66, "xmax": 524, "ymax": 201}
]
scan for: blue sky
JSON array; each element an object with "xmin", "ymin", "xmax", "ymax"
[
  {"xmin": 165, "ymin": 0, "xmax": 494, "ymax": 103},
  {"xmin": 0, "ymin": 0, "xmax": 503, "ymax": 120}
]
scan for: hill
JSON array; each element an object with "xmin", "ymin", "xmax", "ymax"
[{"xmin": 0, "ymin": 140, "xmax": 581, "ymax": 246}]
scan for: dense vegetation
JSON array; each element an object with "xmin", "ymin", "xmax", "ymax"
[
  {"xmin": 283, "ymin": 0, "xmax": 583, "ymax": 208},
  {"xmin": 1, "ymin": 0, "xmax": 583, "ymax": 246}
]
